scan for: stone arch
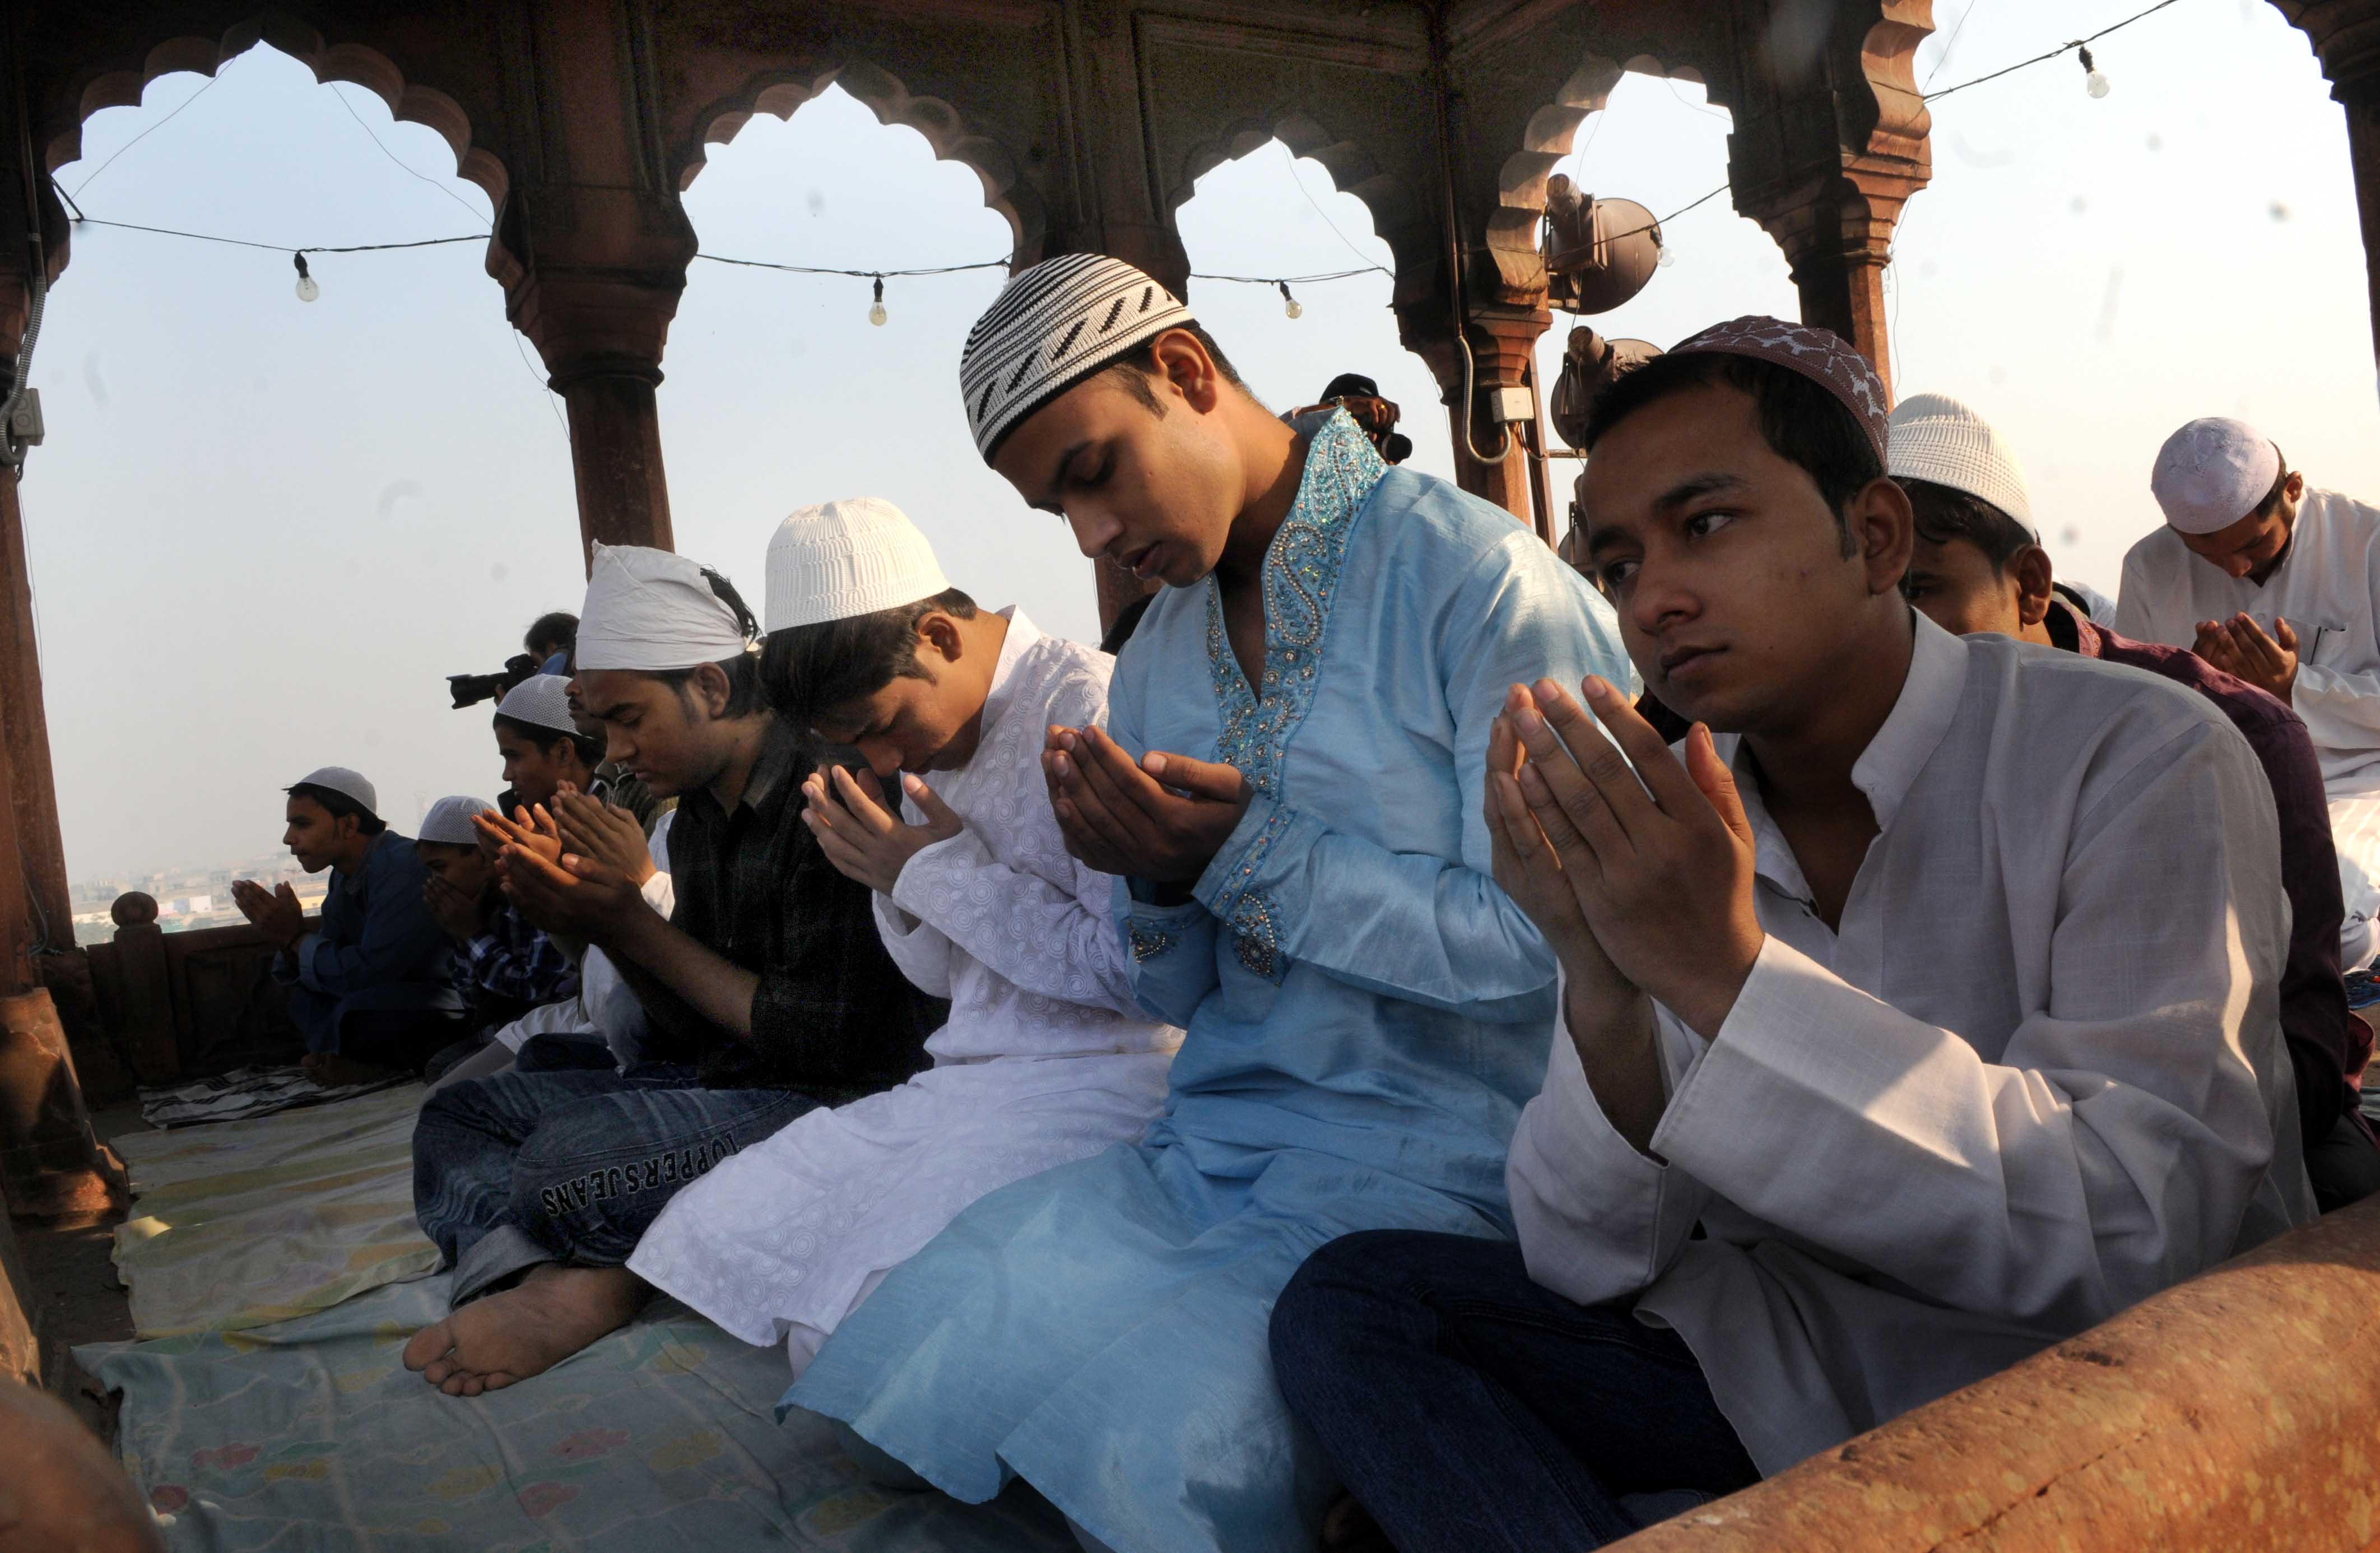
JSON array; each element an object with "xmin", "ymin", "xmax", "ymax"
[
  {"xmin": 1165, "ymin": 110, "xmax": 1424, "ymax": 291},
  {"xmin": 1485, "ymin": 52, "xmax": 1723, "ymax": 297},
  {"xmin": 45, "ymin": 16, "xmax": 507, "ymax": 213},
  {"xmin": 681, "ymin": 61, "xmax": 1044, "ymax": 261}
]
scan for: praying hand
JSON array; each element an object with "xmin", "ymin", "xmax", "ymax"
[
  {"xmin": 1040, "ymin": 723, "xmax": 1248, "ymax": 885},
  {"xmin": 801, "ymin": 764, "xmax": 964, "ymax": 896},
  {"xmin": 2194, "ymin": 612, "xmax": 2299, "ymax": 701}
]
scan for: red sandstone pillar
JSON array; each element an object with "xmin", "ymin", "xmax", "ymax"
[
  {"xmin": 2271, "ymin": 1, "xmax": 2380, "ymax": 374},
  {"xmin": 0, "ymin": 466, "xmax": 69, "ymax": 948},
  {"xmin": 552, "ymin": 359, "xmax": 675, "ymax": 557}
]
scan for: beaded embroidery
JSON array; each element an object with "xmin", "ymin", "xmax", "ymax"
[
  {"xmin": 1203, "ymin": 410, "xmax": 1388, "ymax": 973},
  {"xmin": 1127, "ymin": 920, "xmax": 1179, "ymax": 964}
]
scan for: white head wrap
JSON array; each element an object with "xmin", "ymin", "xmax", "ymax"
[
  {"xmin": 574, "ymin": 543, "xmax": 752, "ymax": 672},
  {"xmin": 2150, "ymin": 417, "xmax": 2284, "ymax": 536},
  {"xmin": 417, "ymin": 796, "xmax": 492, "ymax": 846},
  {"xmin": 764, "ymin": 498, "xmax": 953, "ymax": 633},
  {"xmin": 495, "ymin": 672, "xmax": 580, "ymax": 736},
  {"xmin": 289, "ymin": 765, "xmax": 377, "ymax": 819},
  {"xmin": 959, "ymin": 253, "xmax": 1196, "ymax": 462},
  {"xmin": 1888, "ymin": 392, "xmax": 2035, "ymax": 537}
]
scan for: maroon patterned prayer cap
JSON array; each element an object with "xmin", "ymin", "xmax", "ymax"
[{"xmin": 1668, "ymin": 315, "xmax": 1891, "ymax": 462}]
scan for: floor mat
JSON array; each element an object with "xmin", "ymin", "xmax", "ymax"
[
  {"xmin": 112, "ymin": 1085, "xmax": 439, "ymax": 1337},
  {"xmin": 141, "ymin": 1065, "xmax": 412, "ymax": 1129},
  {"xmin": 79, "ymin": 1278, "xmax": 1073, "ymax": 1552}
]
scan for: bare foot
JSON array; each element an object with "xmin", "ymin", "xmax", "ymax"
[{"xmin": 403, "ymin": 1264, "xmax": 647, "ymax": 1396}]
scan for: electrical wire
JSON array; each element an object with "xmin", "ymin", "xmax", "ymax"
[
  {"xmin": 327, "ymin": 82, "xmax": 494, "ymax": 229},
  {"xmin": 1921, "ymin": 0, "xmax": 2185, "ymax": 105},
  {"xmin": 68, "ymin": 73, "xmax": 219, "ymax": 199}
]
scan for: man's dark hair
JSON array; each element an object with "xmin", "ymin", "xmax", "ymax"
[
  {"xmin": 524, "ymin": 611, "xmax": 578, "ymax": 657},
  {"xmin": 1583, "ymin": 351, "xmax": 1882, "ymax": 554},
  {"xmin": 647, "ymin": 566, "xmax": 767, "ymax": 718},
  {"xmin": 492, "ymin": 712, "xmax": 605, "ymax": 770},
  {"xmin": 285, "ymin": 782, "xmax": 387, "ymax": 837},
  {"xmin": 760, "ymin": 588, "xmax": 981, "ymax": 724},
  {"xmin": 2254, "ymin": 443, "xmax": 2291, "ymax": 518},
  {"xmin": 1104, "ymin": 321, "xmax": 1247, "ymax": 416},
  {"xmin": 1902, "ymin": 477, "xmax": 2035, "ymax": 574}
]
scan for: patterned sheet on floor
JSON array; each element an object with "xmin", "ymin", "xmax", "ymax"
[
  {"xmin": 111, "ymin": 1084, "xmax": 440, "ymax": 1337},
  {"xmin": 78, "ymin": 1278, "xmax": 1072, "ymax": 1552}
]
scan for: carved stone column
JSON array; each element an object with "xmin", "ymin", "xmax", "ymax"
[
  {"xmin": 1726, "ymin": 1, "xmax": 1933, "ymax": 391},
  {"xmin": 2272, "ymin": 1, "xmax": 2380, "ymax": 370},
  {"xmin": 487, "ymin": 3, "xmax": 699, "ymax": 569}
]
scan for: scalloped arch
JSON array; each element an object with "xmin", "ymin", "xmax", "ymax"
[
  {"xmin": 1167, "ymin": 110, "xmax": 1414, "ymax": 276},
  {"xmin": 681, "ymin": 62, "xmax": 1042, "ymax": 261},
  {"xmin": 47, "ymin": 19, "xmax": 506, "ymax": 212},
  {"xmin": 1486, "ymin": 53, "xmax": 1719, "ymax": 296}
]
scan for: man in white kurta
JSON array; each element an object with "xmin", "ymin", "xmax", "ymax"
[
  {"xmin": 2116, "ymin": 417, "xmax": 2380, "ymax": 968},
  {"xmin": 1270, "ymin": 319, "xmax": 2313, "ymax": 1553},
  {"xmin": 627, "ymin": 505, "xmax": 1174, "ymax": 1373}
]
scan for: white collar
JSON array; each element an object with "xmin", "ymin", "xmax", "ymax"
[{"xmin": 1710, "ymin": 612, "xmax": 1969, "ymax": 900}]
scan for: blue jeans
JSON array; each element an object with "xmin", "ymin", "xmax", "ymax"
[
  {"xmin": 412, "ymin": 1066, "xmax": 816, "ymax": 1305},
  {"xmin": 1270, "ymin": 1230, "xmax": 1758, "ymax": 1552}
]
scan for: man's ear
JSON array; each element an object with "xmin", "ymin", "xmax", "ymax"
[
  {"xmin": 1853, "ymin": 476, "xmax": 1917, "ymax": 598},
  {"xmin": 2285, "ymin": 470, "xmax": 2306, "ymax": 503},
  {"xmin": 1147, "ymin": 327, "xmax": 1223, "ymax": 414},
  {"xmin": 915, "ymin": 610, "xmax": 963, "ymax": 668},
  {"xmin": 2011, "ymin": 545, "xmax": 2056, "ymax": 627},
  {"xmin": 689, "ymin": 660, "xmax": 734, "ymax": 719}
]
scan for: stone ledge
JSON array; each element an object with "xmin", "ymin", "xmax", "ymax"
[{"xmin": 1613, "ymin": 1194, "xmax": 2380, "ymax": 1551}]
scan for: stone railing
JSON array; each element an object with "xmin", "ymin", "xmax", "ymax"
[
  {"xmin": 1612, "ymin": 1193, "xmax": 2380, "ymax": 1551},
  {"xmin": 81, "ymin": 892, "xmax": 305, "ymax": 1084}
]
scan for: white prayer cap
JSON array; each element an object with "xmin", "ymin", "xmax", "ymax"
[
  {"xmin": 287, "ymin": 766, "xmax": 377, "ymax": 818},
  {"xmin": 960, "ymin": 253, "xmax": 1196, "ymax": 462},
  {"xmin": 495, "ymin": 671, "xmax": 579, "ymax": 736},
  {"xmin": 1888, "ymin": 392, "xmax": 2034, "ymax": 537},
  {"xmin": 764, "ymin": 499, "xmax": 953, "ymax": 633},
  {"xmin": 574, "ymin": 542, "xmax": 752, "ymax": 672},
  {"xmin": 2150, "ymin": 417, "xmax": 2283, "ymax": 535},
  {"xmin": 417, "ymin": 796, "xmax": 492, "ymax": 846}
]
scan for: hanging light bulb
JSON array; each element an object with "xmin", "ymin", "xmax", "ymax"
[
  {"xmin": 1656, "ymin": 243, "xmax": 1676, "ymax": 269},
  {"xmin": 292, "ymin": 250, "xmax": 319, "ymax": 303},
  {"xmin": 2079, "ymin": 45, "xmax": 2111, "ymax": 99},
  {"xmin": 867, "ymin": 276, "xmax": 887, "ymax": 327},
  {"xmin": 1278, "ymin": 281, "xmax": 1303, "ymax": 320}
]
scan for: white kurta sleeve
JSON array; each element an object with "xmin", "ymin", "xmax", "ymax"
[
  {"xmin": 890, "ymin": 831, "xmax": 1136, "ymax": 1013},
  {"xmin": 1508, "ymin": 1007, "xmax": 1712, "ymax": 1306},
  {"xmin": 1648, "ymin": 717, "xmax": 2294, "ymax": 1335},
  {"xmin": 2111, "ymin": 545, "xmax": 2169, "ymax": 644},
  {"xmin": 2287, "ymin": 524, "xmax": 2380, "ymax": 766},
  {"xmin": 872, "ymin": 891, "xmax": 957, "ymax": 998}
]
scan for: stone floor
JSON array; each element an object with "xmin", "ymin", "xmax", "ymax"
[{"xmin": 16, "ymin": 1099, "xmax": 146, "ymax": 1441}]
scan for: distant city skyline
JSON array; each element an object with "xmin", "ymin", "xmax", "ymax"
[{"xmin": 25, "ymin": 0, "xmax": 2380, "ymax": 884}]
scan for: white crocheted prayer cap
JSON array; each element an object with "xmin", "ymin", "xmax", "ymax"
[
  {"xmin": 2151, "ymin": 417, "xmax": 2283, "ymax": 536},
  {"xmin": 960, "ymin": 253, "xmax": 1196, "ymax": 462},
  {"xmin": 417, "ymin": 796, "xmax": 492, "ymax": 846},
  {"xmin": 289, "ymin": 765, "xmax": 377, "ymax": 818},
  {"xmin": 494, "ymin": 672, "xmax": 579, "ymax": 735},
  {"xmin": 764, "ymin": 498, "xmax": 952, "ymax": 633},
  {"xmin": 1887, "ymin": 392, "xmax": 2035, "ymax": 537},
  {"xmin": 575, "ymin": 542, "xmax": 751, "ymax": 671}
]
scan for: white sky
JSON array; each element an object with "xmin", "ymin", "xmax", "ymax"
[{"xmin": 27, "ymin": 0, "xmax": 2380, "ymax": 884}]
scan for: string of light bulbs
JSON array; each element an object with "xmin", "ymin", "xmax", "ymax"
[
  {"xmin": 1556, "ymin": 0, "xmax": 2187, "ymax": 264},
  {"xmin": 47, "ymin": 0, "xmax": 2184, "ymax": 319},
  {"xmin": 52, "ymin": 198, "xmax": 1384, "ymax": 322}
]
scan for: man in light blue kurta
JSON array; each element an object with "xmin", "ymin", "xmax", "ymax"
[{"xmin": 786, "ymin": 254, "xmax": 1633, "ymax": 1553}]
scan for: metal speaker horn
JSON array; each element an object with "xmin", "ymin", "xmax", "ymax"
[
  {"xmin": 1549, "ymin": 328, "xmax": 1664, "ymax": 450},
  {"xmin": 1541, "ymin": 175, "xmax": 1664, "ymax": 315}
]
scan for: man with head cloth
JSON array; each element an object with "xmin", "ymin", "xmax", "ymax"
[
  {"xmin": 403, "ymin": 543, "xmax": 942, "ymax": 1399},
  {"xmin": 2116, "ymin": 419, "xmax": 2380, "ymax": 969},
  {"xmin": 784, "ymin": 254, "xmax": 1634, "ymax": 1552}
]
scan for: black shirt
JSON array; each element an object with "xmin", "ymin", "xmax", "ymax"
[{"xmin": 639, "ymin": 715, "xmax": 942, "ymax": 1098}]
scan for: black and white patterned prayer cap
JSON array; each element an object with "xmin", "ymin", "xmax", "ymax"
[{"xmin": 960, "ymin": 253, "xmax": 1196, "ymax": 463}]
